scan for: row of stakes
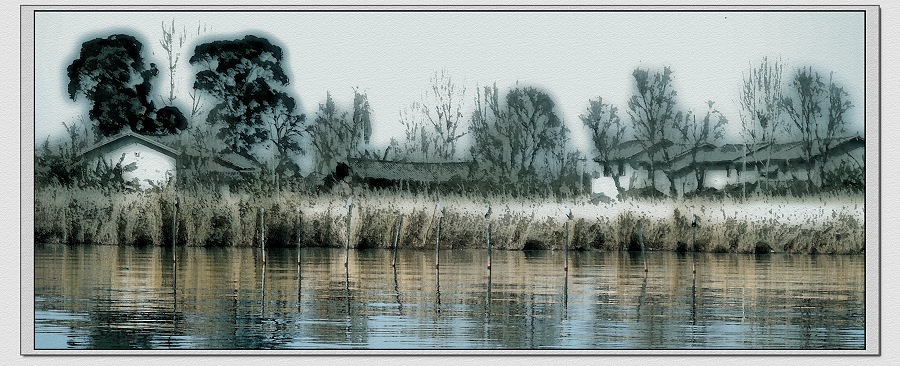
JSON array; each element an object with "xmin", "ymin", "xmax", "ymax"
[{"xmin": 169, "ymin": 196, "xmax": 700, "ymax": 275}]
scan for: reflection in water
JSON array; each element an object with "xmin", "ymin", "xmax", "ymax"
[
  {"xmin": 435, "ymin": 266, "xmax": 442, "ymax": 315},
  {"xmin": 393, "ymin": 265, "xmax": 402, "ymax": 314},
  {"xmin": 34, "ymin": 245, "xmax": 865, "ymax": 350},
  {"xmin": 485, "ymin": 265, "xmax": 492, "ymax": 316}
]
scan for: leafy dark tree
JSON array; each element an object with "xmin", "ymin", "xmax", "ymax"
[
  {"xmin": 581, "ymin": 96, "xmax": 627, "ymax": 197},
  {"xmin": 679, "ymin": 101, "xmax": 727, "ymax": 192},
  {"xmin": 153, "ymin": 106, "xmax": 189, "ymax": 135},
  {"xmin": 309, "ymin": 90, "xmax": 372, "ymax": 175},
  {"xmin": 68, "ymin": 34, "xmax": 184, "ymax": 136},
  {"xmin": 781, "ymin": 67, "xmax": 852, "ymax": 188},
  {"xmin": 627, "ymin": 67, "xmax": 682, "ymax": 196},
  {"xmin": 470, "ymin": 84, "xmax": 569, "ymax": 185},
  {"xmin": 468, "ymin": 84, "xmax": 509, "ymax": 178},
  {"xmin": 350, "ymin": 89, "xmax": 374, "ymax": 157},
  {"xmin": 189, "ymin": 35, "xmax": 292, "ymax": 156}
]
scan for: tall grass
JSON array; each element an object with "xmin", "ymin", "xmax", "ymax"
[{"xmin": 33, "ymin": 186, "xmax": 865, "ymax": 254}]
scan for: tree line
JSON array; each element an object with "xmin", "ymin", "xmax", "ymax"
[{"xmin": 37, "ymin": 28, "xmax": 861, "ymax": 198}]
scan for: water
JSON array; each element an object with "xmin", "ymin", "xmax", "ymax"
[{"xmin": 33, "ymin": 244, "xmax": 865, "ymax": 350}]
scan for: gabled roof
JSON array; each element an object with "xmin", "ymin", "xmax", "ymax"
[
  {"xmin": 740, "ymin": 136, "xmax": 864, "ymax": 164},
  {"xmin": 594, "ymin": 140, "xmax": 676, "ymax": 164},
  {"xmin": 349, "ymin": 158, "xmax": 471, "ymax": 183},
  {"xmin": 76, "ymin": 131, "xmax": 179, "ymax": 161}
]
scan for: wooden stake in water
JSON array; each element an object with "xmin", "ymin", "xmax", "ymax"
[
  {"xmin": 638, "ymin": 221, "xmax": 648, "ymax": 272},
  {"xmin": 564, "ymin": 220, "xmax": 570, "ymax": 272},
  {"xmin": 691, "ymin": 208, "xmax": 698, "ymax": 275},
  {"xmin": 172, "ymin": 195, "xmax": 178, "ymax": 263},
  {"xmin": 296, "ymin": 207, "xmax": 302, "ymax": 266},
  {"xmin": 345, "ymin": 198, "xmax": 353, "ymax": 268},
  {"xmin": 485, "ymin": 205, "xmax": 492, "ymax": 270},
  {"xmin": 260, "ymin": 207, "xmax": 266, "ymax": 264},
  {"xmin": 435, "ymin": 207, "xmax": 444, "ymax": 269},
  {"xmin": 487, "ymin": 222, "xmax": 492, "ymax": 270},
  {"xmin": 564, "ymin": 208, "xmax": 573, "ymax": 272},
  {"xmin": 392, "ymin": 214, "xmax": 403, "ymax": 268}
]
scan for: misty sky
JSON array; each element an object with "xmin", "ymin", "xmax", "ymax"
[{"xmin": 34, "ymin": 10, "xmax": 866, "ymax": 158}]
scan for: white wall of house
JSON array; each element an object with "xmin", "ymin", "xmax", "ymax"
[
  {"xmin": 94, "ymin": 142, "xmax": 177, "ymax": 190},
  {"xmin": 592, "ymin": 164, "xmax": 676, "ymax": 197},
  {"xmin": 673, "ymin": 168, "xmax": 730, "ymax": 195}
]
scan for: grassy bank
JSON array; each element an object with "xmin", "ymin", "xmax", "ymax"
[{"xmin": 33, "ymin": 186, "xmax": 865, "ymax": 254}]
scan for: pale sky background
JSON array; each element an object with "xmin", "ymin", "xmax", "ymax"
[{"xmin": 34, "ymin": 10, "xmax": 865, "ymax": 163}]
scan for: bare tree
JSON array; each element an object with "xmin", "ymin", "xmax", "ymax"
[
  {"xmin": 679, "ymin": 101, "xmax": 727, "ymax": 192},
  {"xmin": 394, "ymin": 70, "xmax": 467, "ymax": 162},
  {"xmin": 159, "ymin": 20, "xmax": 188, "ymax": 105},
  {"xmin": 581, "ymin": 96, "xmax": 627, "ymax": 197},
  {"xmin": 627, "ymin": 67, "xmax": 682, "ymax": 196},
  {"xmin": 738, "ymin": 56, "xmax": 785, "ymax": 194}
]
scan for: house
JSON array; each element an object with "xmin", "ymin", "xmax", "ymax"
[
  {"xmin": 592, "ymin": 136, "xmax": 865, "ymax": 197},
  {"xmin": 75, "ymin": 131, "xmax": 261, "ymax": 191},
  {"xmin": 178, "ymin": 147, "xmax": 263, "ymax": 194},
  {"xmin": 348, "ymin": 158, "xmax": 472, "ymax": 189},
  {"xmin": 75, "ymin": 131, "xmax": 180, "ymax": 190},
  {"xmin": 739, "ymin": 136, "xmax": 865, "ymax": 187},
  {"xmin": 592, "ymin": 140, "xmax": 678, "ymax": 198},
  {"xmin": 669, "ymin": 143, "xmax": 768, "ymax": 193}
]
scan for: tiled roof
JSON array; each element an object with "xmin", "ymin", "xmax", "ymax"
[{"xmin": 349, "ymin": 158, "xmax": 471, "ymax": 183}]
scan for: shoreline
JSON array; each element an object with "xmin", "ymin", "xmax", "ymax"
[{"xmin": 33, "ymin": 187, "xmax": 865, "ymax": 255}]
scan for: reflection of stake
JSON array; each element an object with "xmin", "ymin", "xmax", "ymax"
[
  {"xmin": 485, "ymin": 266, "xmax": 492, "ymax": 316},
  {"xmin": 260, "ymin": 261, "xmax": 267, "ymax": 317}
]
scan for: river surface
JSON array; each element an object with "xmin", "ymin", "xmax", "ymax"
[{"xmin": 32, "ymin": 244, "xmax": 865, "ymax": 350}]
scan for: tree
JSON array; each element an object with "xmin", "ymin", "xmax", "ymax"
[
  {"xmin": 581, "ymin": 96, "xmax": 627, "ymax": 197},
  {"xmin": 738, "ymin": 57, "xmax": 785, "ymax": 193},
  {"xmin": 468, "ymin": 84, "xmax": 510, "ymax": 179},
  {"xmin": 154, "ymin": 106, "xmax": 189, "ymax": 135},
  {"xmin": 264, "ymin": 92, "xmax": 307, "ymax": 181},
  {"xmin": 469, "ymin": 84, "xmax": 569, "ymax": 186},
  {"xmin": 679, "ymin": 101, "xmax": 727, "ymax": 192},
  {"xmin": 627, "ymin": 67, "xmax": 682, "ymax": 196},
  {"xmin": 158, "ymin": 20, "xmax": 188, "ymax": 105},
  {"xmin": 392, "ymin": 70, "xmax": 467, "ymax": 162},
  {"xmin": 309, "ymin": 90, "xmax": 372, "ymax": 175},
  {"xmin": 189, "ymin": 35, "xmax": 292, "ymax": 157},
  {"xmin": 781, "ymin": 67, "xmax": 852, "ymax": 188},
  {"xmin": 68, "ymin": 34, "xmax": 184, "ymax": 136}
]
